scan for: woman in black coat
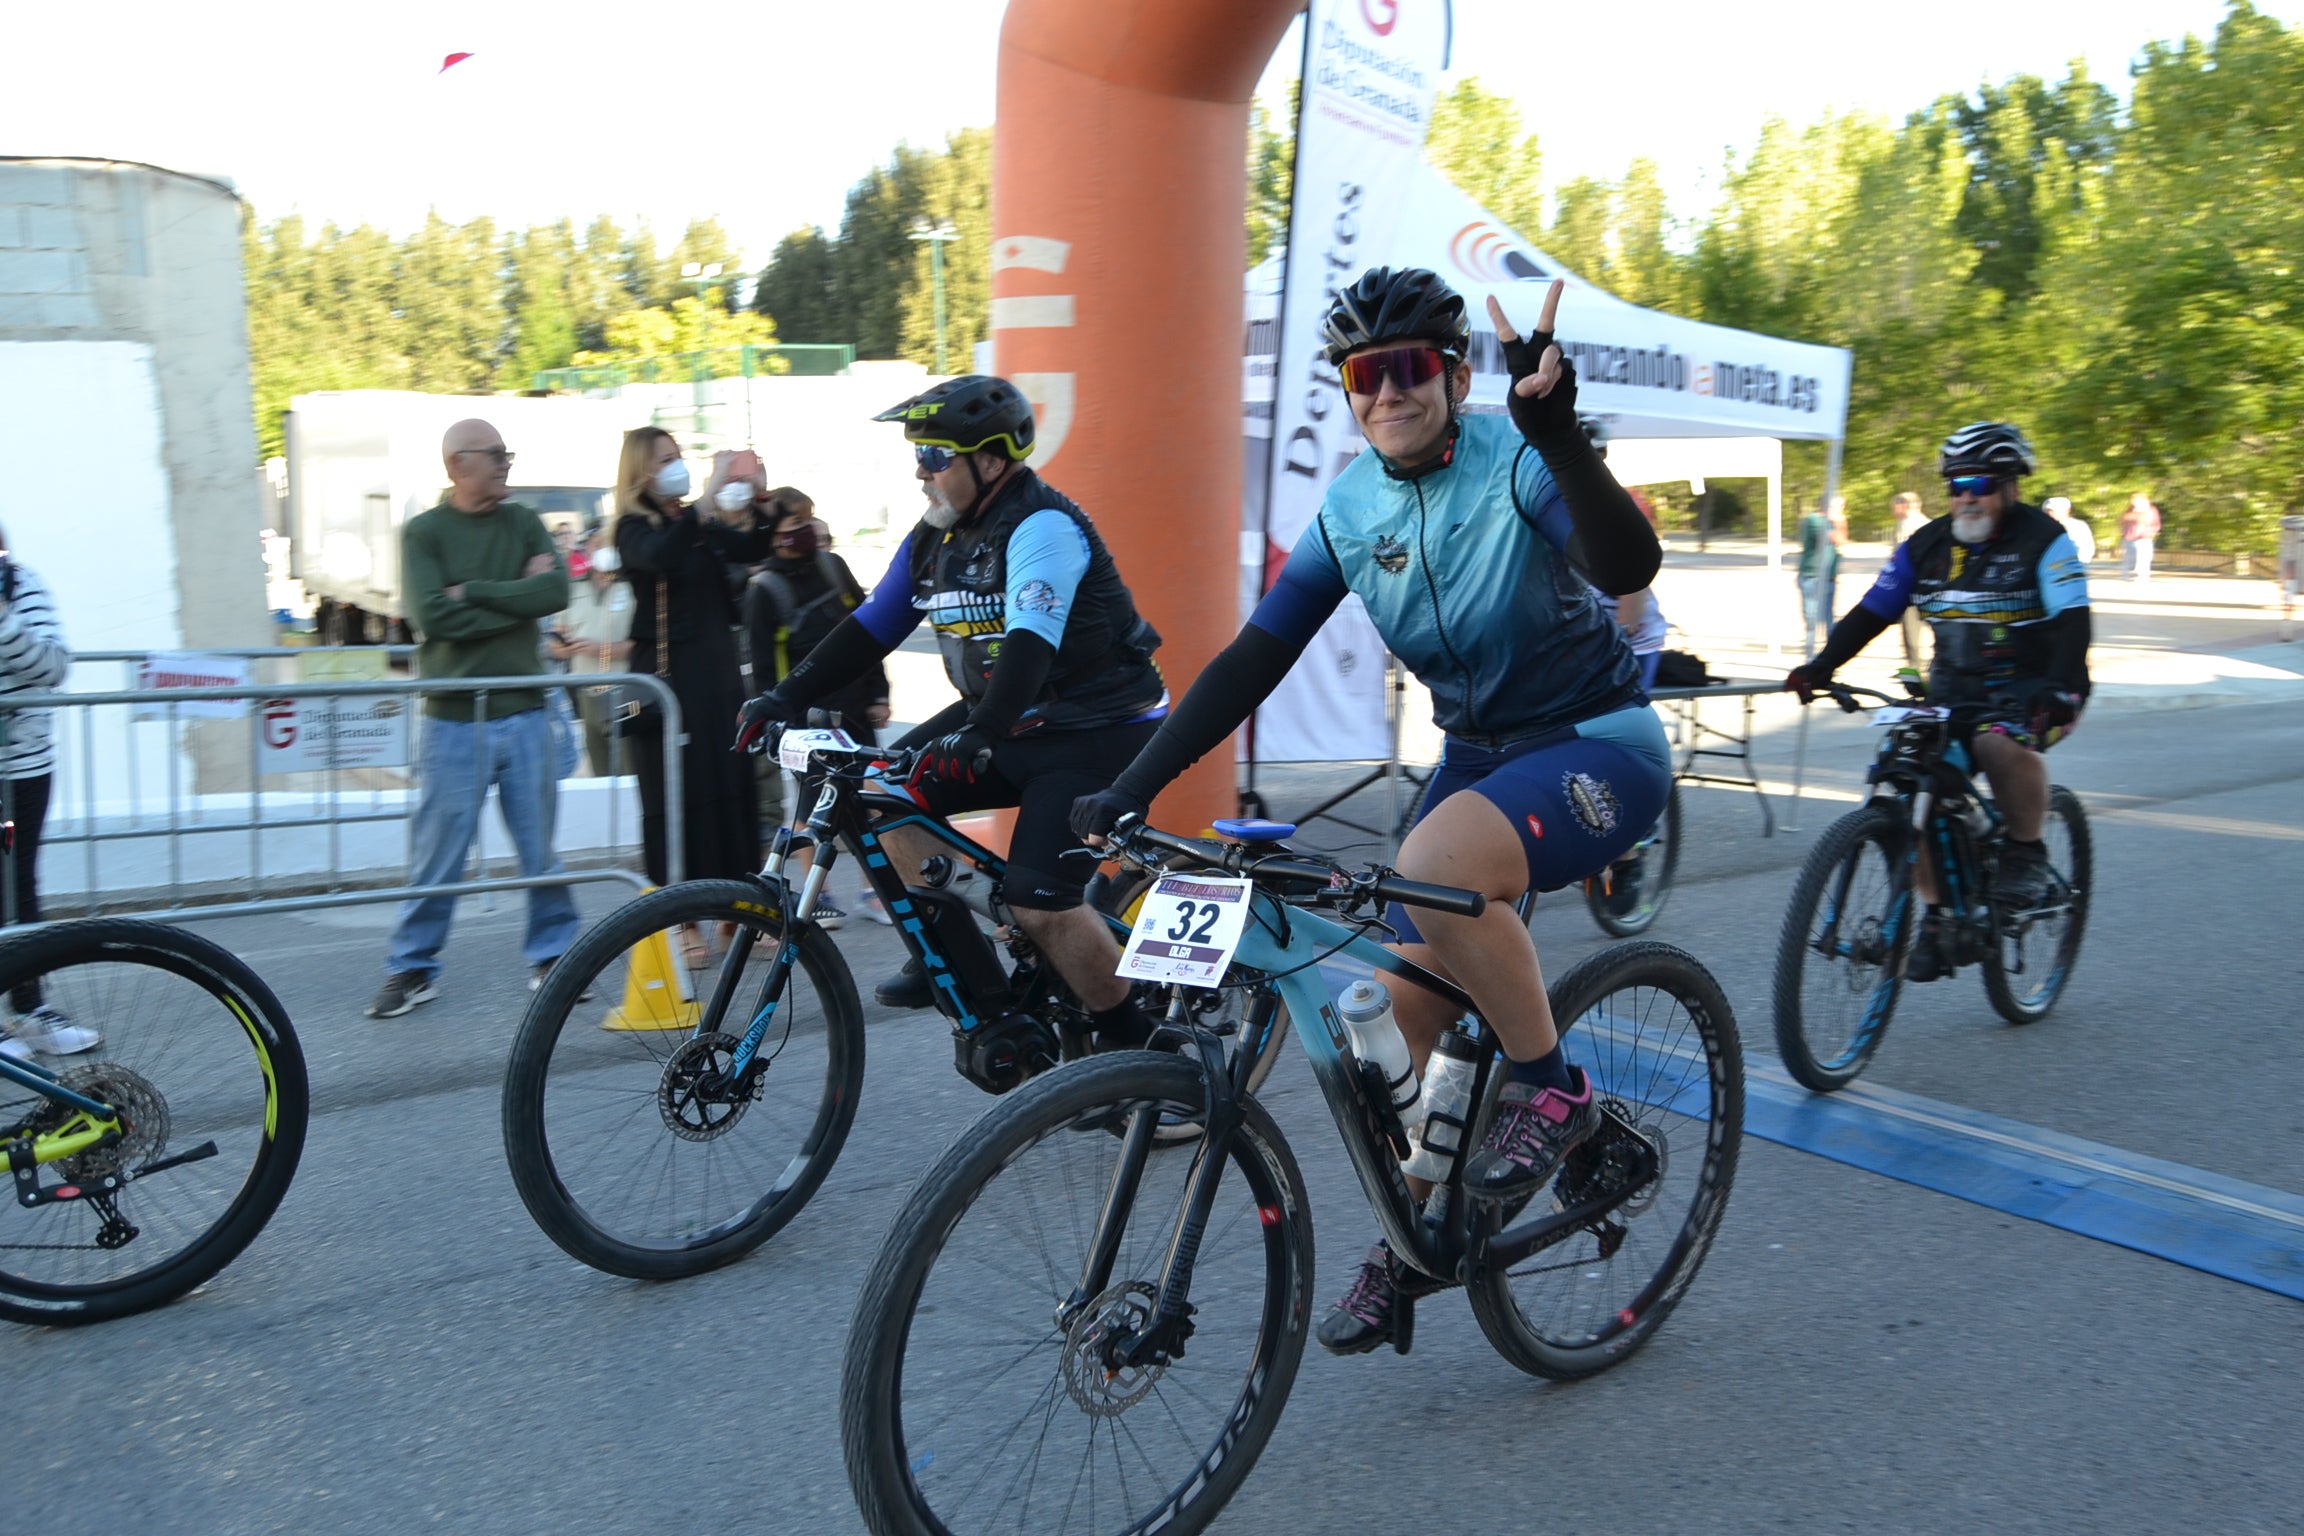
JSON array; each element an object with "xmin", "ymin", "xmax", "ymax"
[{"xmin": 611, "ymin": 429, "xmax": 777, "ymax": 949}]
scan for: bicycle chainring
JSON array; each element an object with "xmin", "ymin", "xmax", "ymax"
[{"xmin": 658, "ymin": 1033, "xmax": 754, "ymax": 1142}]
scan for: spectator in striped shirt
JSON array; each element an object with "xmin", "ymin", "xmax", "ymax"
[{"xmin": 0, "ymin": 532, "xmax": 100, "ymax": 1058}]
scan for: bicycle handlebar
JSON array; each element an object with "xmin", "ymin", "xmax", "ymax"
[{"xmin": 1115, "ymin": 821, "xmax": 1487, "ymax": 918}]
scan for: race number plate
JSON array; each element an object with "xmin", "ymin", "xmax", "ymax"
[
  {"xmin": 778, "ymin": 727, "xmax": 857, "ymax": 773},
  {"xmin": 1871, "ymin": 705, "xmax": 1949, "ymax": 727},
  {"xmin": 1117, "ymin": 874, "xmax": 1255, "ymax": 988}
]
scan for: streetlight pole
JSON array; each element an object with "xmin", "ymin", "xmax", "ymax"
[{"xmin": 907, "ymin": 220, "xmax": 960, "ymax": 375}]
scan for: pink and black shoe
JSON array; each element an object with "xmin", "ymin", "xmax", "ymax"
[{"xmin": 1462, "ymin": 1067, "xmax": 1600, "ymax": 1202}]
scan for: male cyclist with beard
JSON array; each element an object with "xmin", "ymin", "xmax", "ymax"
[
  {"xmin": 1072, "ymin": 267, "xmax": 1666, "ymax": 1355},
  {"xmin": 735, "ymin": 375, "xmax": 1166, "ymax": 1049},
  {"xmin": 1786, "ymin": 421, "xmax": 2091, "ymax": 979}
]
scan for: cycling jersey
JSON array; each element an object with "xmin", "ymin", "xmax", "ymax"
[
  {"xmin": 1254, "ymin": 412, "xmax": 1644, "ymax": 745},
  {"xmin": 1854, "ymin": 503, "xmax": 2090, "ymax": 702},
  {"xmin": 851, "ymin": 468, "xmax": 1166, "ymax": 734}
]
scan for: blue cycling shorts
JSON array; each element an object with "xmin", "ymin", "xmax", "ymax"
[{"xmin": 1392, "ymin": 707, "xmax": 1671, "ymax": 942}]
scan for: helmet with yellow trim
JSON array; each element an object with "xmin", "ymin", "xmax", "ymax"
[{"xmin": 873, "ymin": 375, "xmax": 1036, "ymax": 461}]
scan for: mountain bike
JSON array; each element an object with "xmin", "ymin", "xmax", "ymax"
[
  {"xmin": 1772, "ymin": 681, "xmax": 2092, "ymax": 1093},
  {"xmin": 500, "ymin": 728, "xmax": 1290, "ymax": 1282},
  {"xmin": 0, "ymin": 919, "xmax": 308, "ymax": 1326},
  {"xmin": 841, "ymin": 816, "xmax": 1744, "ymax": 1536}
]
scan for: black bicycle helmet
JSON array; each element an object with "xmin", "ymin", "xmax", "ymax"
[
  {"xmin": 874, "ymin": 375, "xmax": 1036, "ymax": 460},
  {"xmin": 1320, "ymin": 266, "xmax": 1472, "ymax": 366},
  {"xmin": 1939, "ymin": 421, "xmax": 2037, "ymax": 479}
]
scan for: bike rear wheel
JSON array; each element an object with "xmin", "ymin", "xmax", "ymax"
[
  {"xmin": 1983, "ymin": 785, "xmax": 2092, "ymax": 1025},
  {"xmin": 1773, "ymin": 802, "xmax": 1914, "ymax": 1093},
  {"xmin": 1585, "ymin": 782, "xmax": 1682, "ymax": 936},
  {"xmin": 501, "ymin": 879, "xmax": 864, "ymax": 1280},
  {"xmin": 1467, "ymin": 941, "xmax": 1742, "ymax": 1380},
  {"xmin": 842, "ymin": 1052, "xmax": 1314, "ymax": 1536},
  {"xmin": 0, "ymin": 920, "xmax": 307, "ymax": 1326}
]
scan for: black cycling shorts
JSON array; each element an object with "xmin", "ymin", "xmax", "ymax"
[{"xmin": 893, "ymin": 703, "xmax": 1161, "ymax": 911}]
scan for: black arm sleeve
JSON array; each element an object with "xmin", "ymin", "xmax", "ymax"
[
  {"xmin": 771, "ymin": 614, "xmax": 893, "ymax": 710},
  {"xmin": 967, "ymin": 629, "xmax": 1055, "ymax": 737},
  {"xmin": 1111, "ymin": 623, "xmax": 1303, "ymax": 804},
  {"xmin": 2042, "ymin": 606, "xmax": 2092, "ymax": 696},
  {"xmin": 1808, "ymin": 603, "xmax": 1894, "ymax": 676},
  {"xmin": 1530, "ymin": 431, "xmax": 1662, "ymax": 596}
]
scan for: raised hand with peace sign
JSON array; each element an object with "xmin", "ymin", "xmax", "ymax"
[{"xmin": 1487, "ymin": 280, "xmax": 1581, "ymax": 445}]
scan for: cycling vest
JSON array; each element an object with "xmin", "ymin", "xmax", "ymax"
[
  {"xmin": 1313, "ymin": 412, "xmax": 1643, "ymax": 744},
  {"xmin": 904, "ymin": 469, "xmax": 1165, "ymax": 732},
  {"xmin": 1868, "ymin": 502, "xmax": 2090, "ymax": 702}
]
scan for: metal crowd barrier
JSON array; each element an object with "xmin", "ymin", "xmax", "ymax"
[{"xmin": 1, "ymin": 672, "xmax": 684, "ymax": 927}]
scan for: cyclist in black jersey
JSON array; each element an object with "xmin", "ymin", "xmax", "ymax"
[{"xmin": 1787, "ymin": 422, "xmax": 2092, "ymax": 979}]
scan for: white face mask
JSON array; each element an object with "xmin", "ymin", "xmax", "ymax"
[
  {"xmin": 652, "ymin": 460, "xmax": 692, "ymax": 500},
  {"xmin": 590, "ymin": 546, "xmax": 622, "ymax": 574},
  {"xmin": 714, "ymin": 481, "xmax": 756, "ymax": 513}
]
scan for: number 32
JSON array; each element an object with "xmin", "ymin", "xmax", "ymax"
[{"xmin": 1166, "ymin": 899, "xmax": 1220, "ymax": 944}]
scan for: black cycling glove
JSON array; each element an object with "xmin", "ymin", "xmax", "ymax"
[
  {"xmin": 1502, "ymin": 328, "xmax": 1579, "ymax": 444},
  {"xmin": 1070, "ymin": 786, "xmax": 1150, "ymax": 843}
]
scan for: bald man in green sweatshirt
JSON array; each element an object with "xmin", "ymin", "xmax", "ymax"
[{"xmin": 371, "ymin": 418, "xmax": 582, "ymax": 1018}]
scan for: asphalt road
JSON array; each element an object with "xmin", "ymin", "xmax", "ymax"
[{"xmin": 5, "ymin": 621, "xmax": 2301, "ymax": 1533}]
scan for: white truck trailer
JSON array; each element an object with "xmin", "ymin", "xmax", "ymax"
[{"xmin": 284, "ymin": 390, "xmax": 648, "ymax": 641}]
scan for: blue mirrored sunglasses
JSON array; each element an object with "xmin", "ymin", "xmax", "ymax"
[
  {"xmin": 914, "ymin": 444, "xmax": 956, "ymax": 473},
  {"xmin": 1945, "ymin": 474, "xmax": 1997, "ymax": 498}
]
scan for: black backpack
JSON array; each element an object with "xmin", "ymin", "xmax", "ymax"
[{"xmin": 748, "ymin": 555, "xmax": 859, "ymax": 680}]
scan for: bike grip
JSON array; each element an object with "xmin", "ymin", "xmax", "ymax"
[{"xmin": 1369, "ymin": 875, "xmax": 1487, "ymax": 917}]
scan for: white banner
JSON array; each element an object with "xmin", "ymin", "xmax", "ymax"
[
  {"xmin": 1254, "ymin": 0, "xmax": 1452, "ymax": 764},
  {"xmin": 132, "ymin": 652, "xmax": 251, "ymax": 721},
  {"xmin": 257, "ymin": 694, "xmax": 412, "ymax": 773}
]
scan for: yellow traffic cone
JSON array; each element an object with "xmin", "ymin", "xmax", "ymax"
[{"xmin": 598, "ymin": 926, "xmax": 702, "ymax": 1032}]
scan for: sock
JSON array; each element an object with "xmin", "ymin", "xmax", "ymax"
[
  {"xmin": 1508, "ymin": 1042, "xmax": 1576, "ymax": 1095},
  {"xmin": 1092, "ymin": 997, "xmax": 1155, "ymax": 1049}
]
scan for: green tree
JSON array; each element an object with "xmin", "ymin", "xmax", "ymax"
[
  {"xmin": 1425, "ymin": 78, "xmax": 1543, "ymax": 239},
  {"xmin": 752, "ymin": 226, "xmax": 844, "ymax": 343},
  {"xmin": 1246, "ymin": 93, "xmax": 1295, "ymax": 268},
  {"xmin": 395, "ymin": 211, "xmax": 505, "ymax": 391},
  {"xmin": 897, "ymin": 127, "xmax": 992, "ymax": 370}
]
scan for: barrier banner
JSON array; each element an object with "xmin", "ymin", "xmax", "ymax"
[
  {"xmin": 132, "ymin": 652, "xmax": 251, "ymax": 721},
  {"xmin": 1254, "ymin": 0, "xmax": 1451, "ymax": 762}
]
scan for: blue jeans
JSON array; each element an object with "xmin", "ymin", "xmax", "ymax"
[{"xmin": 385, "ymin": 708, "xmax": 582, "ymax": 980}]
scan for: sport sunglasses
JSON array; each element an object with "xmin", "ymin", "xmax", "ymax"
[
  {"xmin": 1338, "ymin": 344, "xmax": 1450, "ymax": 396},
  {"xmin": 914, "ymin": 443, "xmax": 957, "ymax": 473},
  {"xmin": 1944, "ymin": 474, "xmax": 1998, "ymax": 497}
]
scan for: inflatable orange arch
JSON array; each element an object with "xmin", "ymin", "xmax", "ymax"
[{"xmin": 994, "ymin": 0, "xmax": 1307, "ymax": 836}]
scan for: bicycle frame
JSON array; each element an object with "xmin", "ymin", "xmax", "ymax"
[
  {"xmin": 0, "ymin": 1054, "xmax": 124, "ymax": 1178},
  {"xmin": 715, "ymin": 760, "xmax": 1138, "ymax": 1082},
  {"xmin": 1072, "ymin": 869, "xmax": 1658, "ymax": 1365}
]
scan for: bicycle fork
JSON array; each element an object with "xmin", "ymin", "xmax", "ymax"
[{"xmin": 1065, "ymin": 1030, "xmax": 1243, "ymax": 1371}]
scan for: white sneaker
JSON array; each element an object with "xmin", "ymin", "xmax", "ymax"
[
  {"xmin": 856, "ymin": 890, "xmax": 895, "ymax": 926},
  {"xmin": 0, "ymin": 1034, "xmax": 34, "ymax": 1064},
  {"xmin": 5, "ymin": 1005, "xmax": 103, "ymax": 1056}
]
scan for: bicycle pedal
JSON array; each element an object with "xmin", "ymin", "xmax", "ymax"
[{"xmin": 1391, "ymin": 1290, "xmax": 1416, "ymax": 1355}]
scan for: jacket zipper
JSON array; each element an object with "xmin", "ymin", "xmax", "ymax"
[{"xmin": 1411, "ymin": 477, "xmax": 1479, "ymax": 737}]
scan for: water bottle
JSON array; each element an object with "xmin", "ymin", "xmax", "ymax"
[
  {"xmin": 1400, "ymin": 1025, "xmax": 1481, "ymax": 1182},
  {"xmin": 1336, "ymin": 980, "xmax": 1420, "ymax": 1137}
]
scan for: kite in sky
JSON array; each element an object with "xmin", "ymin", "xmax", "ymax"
[{"xmin": 439, "ymin": 52, "xmax": 474, "ymax": 74}]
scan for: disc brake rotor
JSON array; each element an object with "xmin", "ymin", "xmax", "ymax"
[
  {"xmin": 658, "ymin": 1033, "xmax": 753, "ymax": 1142},
  {"xmin": 1060, "ymin": 1280, "xmax": 1162, "ymax": 1417}
]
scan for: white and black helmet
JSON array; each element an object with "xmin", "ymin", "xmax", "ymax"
[{"xmin": 1939, "ymin": 421, "xmax": 2037, "ymax": 479}]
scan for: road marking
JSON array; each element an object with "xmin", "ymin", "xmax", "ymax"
[
  {"xmin": 1746, "ymin": 1065, "xmax": 2304, "ymax": 1300},
  {"xmin": 2089, "ymin": 806, "xmax": 2304, "ymax": 842}
]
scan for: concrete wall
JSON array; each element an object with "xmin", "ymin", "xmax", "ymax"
[{"xmin": 0, "ymin": 159, "xmax": 270, "ymax": 652}]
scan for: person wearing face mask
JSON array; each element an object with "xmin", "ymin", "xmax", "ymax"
[
  {"xmin": 1068, "ymin": 268, "xmax": 1667, "ymax": 1357},
  {"xmin": 733, "ymin": 375, "xmax": 1169, "ymax": 1044},
  {"xmin": 549, "ymin": 526, "xmax": 634, "ymax": 776},
  {"xmin": 612, "ymin": 429, "xmax": 778, "ymax": 940},
  {"xmin": 1787, "ymin": 422, "xmax": 2091, "ymax": 978}
]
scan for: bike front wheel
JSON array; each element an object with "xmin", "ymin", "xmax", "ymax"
[
  {"xmin": 1983, "ymin": 785, "xmax": 2092, "ymax": 1025},
  {"xmin": 1467, "ymin": 941, "xmax": 1743, "ymax": 1380},
  {"xmin": 842, "ymin": 1052, "xmax": 1314, "ymax": 1536},
  {"xmin": 1585, "ymin": 782, "xmax": 1682, "ymax": 936},
  {"xmin": 501, "ymin": 879, "xmax": 865, "ymax": 1281},
  {"xmin": 0, "ymin": 920, "xmax": 308, "ymax": 1326},
  {"xmin": 1773, "ymin": 802, "xmax": 1914, "ymax": 1093}
]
